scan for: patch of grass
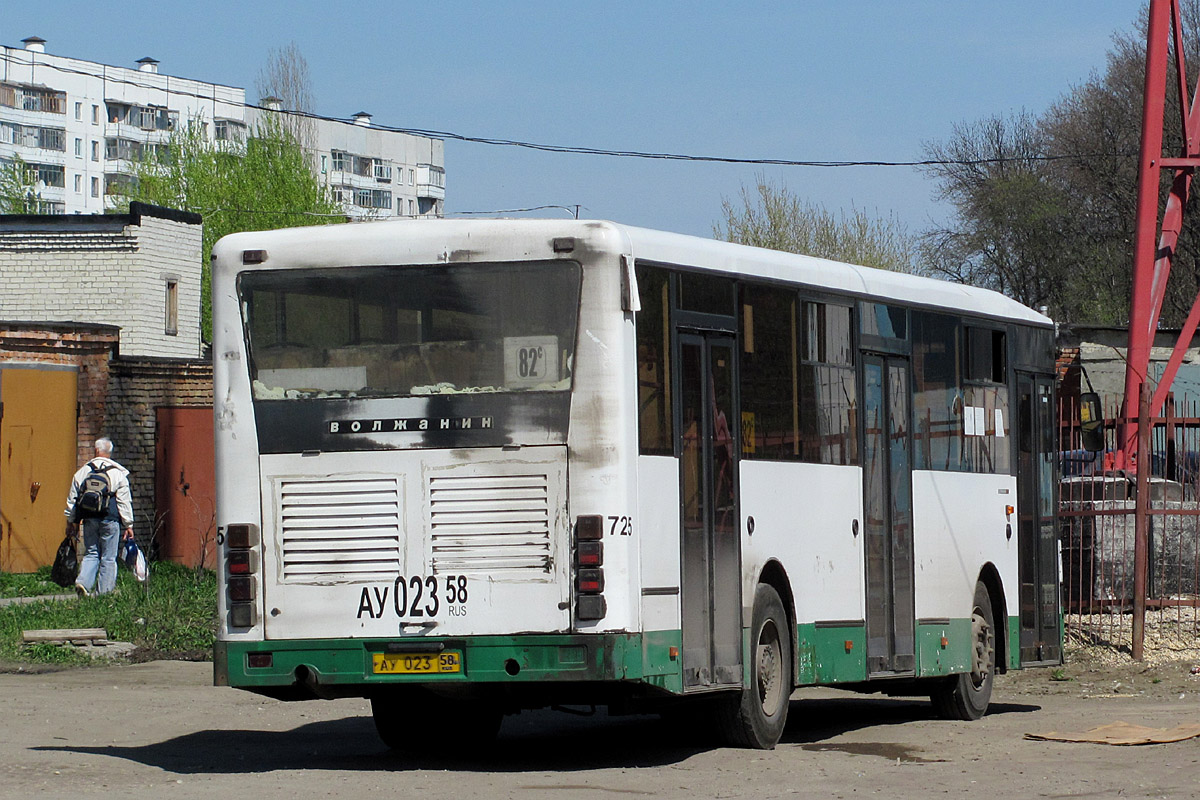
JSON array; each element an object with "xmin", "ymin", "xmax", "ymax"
[
  {"xmin": 0, "ymin": 566, "xmax": 70, "ymax": 599},
  {"xmin": 19, "ymin": 641, "xmax": 91, "ymax": 666},
  {"xmin": 0, "ymin": 562, "xmax": 216, "ymax": 665},
  {"xmin": 1050, "ymin": 667, "xmax": 1071, "ymax": 682}
]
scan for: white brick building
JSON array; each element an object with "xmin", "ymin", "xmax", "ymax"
[
  {"xmin": 0, "ymin": 202, "xmax": 203, "ymax": 358},
  {"xmin": 1, "ymin": 36, "xmax": 444, "ymax": 219}
]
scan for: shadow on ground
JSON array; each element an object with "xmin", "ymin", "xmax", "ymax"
[
  {"xmin": 34, "ymin": 693, "xmax": 1041, "ymax": 774},
  {"xmin": 781, "ymin": 693, "xmax": 1040, "ymax": 744}
]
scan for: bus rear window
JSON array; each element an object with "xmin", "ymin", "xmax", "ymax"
[{"xmin": 239, "ymin": 261, "xmax": 581, "ymax": 400}]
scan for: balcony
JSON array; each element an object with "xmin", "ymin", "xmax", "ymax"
[{"xmin": 416, "ymin": 164, "xmax": 445, "ymax": 201}]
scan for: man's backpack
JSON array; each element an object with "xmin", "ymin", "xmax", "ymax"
[{"xmin": 75, "ymin": 463, "xmax": 114, "ymax": 519}]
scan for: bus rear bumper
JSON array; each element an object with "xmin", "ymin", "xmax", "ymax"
[{"xmin": 216, "ymin": 633, "xmax": 657, "ymax": 697}]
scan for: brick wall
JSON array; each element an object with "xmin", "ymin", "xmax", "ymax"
[
  {"xmin": 0, "ymin": 321, "xmax": 120, "ymax": 463},
  {"xmin": 0, "ymin": 204, "xmax": 203, "ymax": 360},
  {"xmin": 120, "ymin": 214, "xmax": 204, "ymax": 357},
  {"xmin": 105, "ymin": 357, "xmax": 212, "ymax": 548}
]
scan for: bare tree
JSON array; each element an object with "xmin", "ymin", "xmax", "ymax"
[
  {"xmin": 921, "ymin": 1, "xmax": 1200, "ymax": 325},
  {"xmin": 714, "ymin": 177, "xmax": 917, "ymax": 272},
  {"xmin": 256, "ymin": 42, "xmax": 317, "ymax": 153}
]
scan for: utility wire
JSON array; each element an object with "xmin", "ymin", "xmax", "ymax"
[
  {"xmin": 448, "ymin": 205, "xmax": 581, "ymax": 217},
  {"xmin": 1, "ymin": 49, "xmax": 1137, "ymax": 170},
  {"xmin": 191, "ymin": 206, "xmax": 351, "ymax": 219}
]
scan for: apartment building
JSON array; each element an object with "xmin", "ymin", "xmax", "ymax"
[{"xmin": 0, "ymin": 37, "xmax": 444, "ymax": 219}]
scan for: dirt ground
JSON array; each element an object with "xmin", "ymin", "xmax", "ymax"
[{"xmin": 1, "ymin": 655, "xmax": 1199, "ymax": 800}]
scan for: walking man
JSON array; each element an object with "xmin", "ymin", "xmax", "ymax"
[{"xmin": 64, "ymin": 437, "xmax": 134, "ymax": 597}]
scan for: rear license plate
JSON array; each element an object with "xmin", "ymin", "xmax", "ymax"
[{"xmin": 372, "ymin": 651, "xmax": 462, "ymax": 675}]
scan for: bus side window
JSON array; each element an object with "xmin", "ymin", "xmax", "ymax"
[
  {"xmin": 963, "ymin": 327, "xmax": 1010, "ymax": 474},
  {"xmin": 912, "ymin": 311, "xmax": 963, "ymax": 471},
  {"xmin": 636, "ymin": 265, "xmax": 673, "ymax": 455},
  {"xmin": 740, "ymin": 284, "xmax": 797, "ymax": 460},
  {"xmin": 798, "ymin": 301, "xmax": 857, "ymax": 466}
]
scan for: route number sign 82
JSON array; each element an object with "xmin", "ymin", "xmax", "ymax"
[{"xmin": 504, "ymin": 335, "xmax": 559, "ymax": 387}]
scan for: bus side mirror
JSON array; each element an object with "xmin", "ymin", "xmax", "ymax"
[{"xmin": 1079, "ymin": 392, "xmax": 1105, "ymax": 453}]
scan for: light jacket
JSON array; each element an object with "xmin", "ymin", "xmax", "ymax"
[{"xmin": 64, "ymin": 457, "xmax": 134, "ymax": 527}]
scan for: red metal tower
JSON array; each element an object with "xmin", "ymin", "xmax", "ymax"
[{"xmin": 1122, "ymin": 0, "xmax": 1200, "ymax": 463}]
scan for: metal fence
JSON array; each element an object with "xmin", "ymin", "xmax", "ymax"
[{"xmin": 1059, "ymin": 394, "xmax": 1200, "ymax": 658}]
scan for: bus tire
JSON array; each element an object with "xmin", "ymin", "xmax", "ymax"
[
  {"xmin": 718, "ymin": 583, "xmax": 792, "ymax": 749},
  {"xmin": 931, "ymin": 582, "xmax": 995, "ymax": 721},
  {"xmin": 371, "ymin": 689, "xmax": 502, "ymax": 752}
]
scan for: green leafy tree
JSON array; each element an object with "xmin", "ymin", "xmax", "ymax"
[
  {"xmin": 0, "ymin": 155, "xmax": 43, "ymax": 213},
  {"xmin": 123, "ymin": 113, "xmax": 343, "ymax": 338},
  {"xmin": 714, "ymin": 177, "xmax": 916, "ymax": 272}
]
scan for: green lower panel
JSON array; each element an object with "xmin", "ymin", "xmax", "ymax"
[
  {"xmin": 220, "ymin": 633, "xmax": 646, "ymax": 689},
  {"xmin": 1010, "ymin": 615, "xmax": 1022, "ymax": 670},
  {"xmin": 915, "ymin": 619, "xmax": 973, "ymax": 677},
  {"xmin": 641, "ymin": 629, "xmax": 684, "ymax": 693},
  {"xmin": 796, "ymin": 624, "xmax": 866, "ymax": 684}
]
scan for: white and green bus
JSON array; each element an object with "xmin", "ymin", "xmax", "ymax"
[{"xmin": 212, "ymin": 219, "xmax": 1060, "ymax": 750}]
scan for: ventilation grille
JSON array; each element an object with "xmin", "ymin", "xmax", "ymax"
[
  {"xmin": 429, "ymin": 473, "xmax": 552, "ymax": 573},
  {"xmin": 279, "ymin": 478, "xmax": 401, "ymax": 580}
]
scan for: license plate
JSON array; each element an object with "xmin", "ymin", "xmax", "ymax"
[{"xmin": 372, "ymin": 651, "xmax": 462, "ymax": 675}]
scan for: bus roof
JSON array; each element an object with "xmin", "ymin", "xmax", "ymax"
[
  {"xmin": 213, "ymin": 218, "xmax": 1052, "ymax": 327},
  {"xmin": 617, "ymin": 223, "xmax": 1051, "ymax": 327}
]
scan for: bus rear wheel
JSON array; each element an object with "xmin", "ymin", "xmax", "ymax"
[
  {"xmin": 718, "ymin": 583, "xmax": 792, "ymax": 749},
  {"xmin": 931, "ymin": 582, "xmax": 995, "ymax": 721},
  {"xmin": 371, "ymin": 688, "xmax": 502, "ymax": 752}
]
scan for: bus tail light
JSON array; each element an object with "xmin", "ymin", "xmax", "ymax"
[
  {"xmin": 574, "ymin": 515, "xmax": 606, "ymax": 621},
  {"xmin": 225, "ymin": 523, "xmax": 260, "ymax": 629},
  {"xmin": 227, "ymin": 549, "xmax": 258, "ymax": 575},
  {"xmin": 247, "ymin": 652, "xmax": 273, "ymax": 669},
  {"xmin": 228, "ymin": 575, "xmax": 258, "ymax": 602},
  {"xmin": 575, "ymin": 514, "xmax": 604, "ymax": 540},
  {"xmin": 226, "ymin": 524, "xmax": 260, "ymax": 550},
  {"xmin": 576, "ymin": 541, "xmax": 603, "ymax": 567},
  {"xmin": 229, "ymin": 602, "xmax": 257, "ymax": 629},
  {"xmin": 576, "ymin": 568, "xmax": 605, "ymax": 593},
  {"xmin": 577, "ymin": 594, "xmax": 607, "ymax": 620}
]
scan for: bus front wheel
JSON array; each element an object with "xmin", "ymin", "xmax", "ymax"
[
  {"xmin": 718, "ymin": 583, "xmax": 792, "ymax": 749},
  {"xmin": 930, "ymin": 582, "xmax": 995, "ymax": 721}
]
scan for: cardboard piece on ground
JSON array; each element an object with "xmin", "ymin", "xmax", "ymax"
[{"xmin": 1026, "ymin": 721, "xmax": 1200, "ymax": 745}]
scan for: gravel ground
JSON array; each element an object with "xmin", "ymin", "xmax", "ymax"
[{"xmin": 1, "ymin": 653, "xmax": 1199, "ymax": 800}]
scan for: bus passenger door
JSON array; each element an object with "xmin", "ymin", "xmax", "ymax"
[
  {"xmin": 678, "ymin": 333, "xmax": 743, "ymax": 689},
  {"xmin": 1017, "ymin": 373, "xmax": 1061, "ymax": 664},
  {"xmin": 861, "ymin": 354, "xmax": 915, "ymax": 676}
]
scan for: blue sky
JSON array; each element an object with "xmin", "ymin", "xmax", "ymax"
[{"xmin": 4, "ymin": 1, "xmax": 1140, "ymax": 237}]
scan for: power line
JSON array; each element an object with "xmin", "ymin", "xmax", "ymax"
[
  {"xmin": 192, "ymin": 207, "xmax": 351, "ymax": 219},
  {"xmin": 0, "ymin": 49, "xmax": 1136, "ymax": 170},
  {"xmin": 447, "ymin": 205, "xmax": 582, "ymax": 217}
]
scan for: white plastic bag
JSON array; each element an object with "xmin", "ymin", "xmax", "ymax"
[{"xmin": 120, "ymin": 539, "xmax": 148, "ymax": 582}]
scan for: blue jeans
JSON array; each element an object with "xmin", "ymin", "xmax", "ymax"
[{"xmin": 77, "ymin": 518, "xmax": 120, "ymax": 595}]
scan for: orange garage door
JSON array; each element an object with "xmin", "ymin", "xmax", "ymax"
[{"xmin": 0, "ymin": 365, "xmax": 78, "ymax": 573}]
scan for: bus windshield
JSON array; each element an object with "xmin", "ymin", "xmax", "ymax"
[{"xmin": 240, "ymin": 260, "xmax": 582, "ymax": 400}]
